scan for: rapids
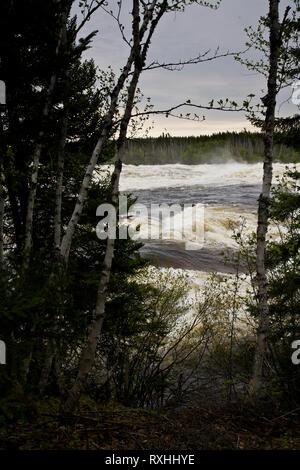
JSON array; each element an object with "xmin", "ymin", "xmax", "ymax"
[{"xmin": 117, "ymin": 162, "xmax": 298, "ymax": 274}]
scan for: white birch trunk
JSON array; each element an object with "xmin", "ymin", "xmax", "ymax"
[
  {"xmin": 59, "ymin": 0, "xmax": 158, "ymax": 263},
  {"xmin": 62, "ymin": 0, "xmax": 166, "ymax": 414},
  {"xmin": 249, "ymin": 0, "xmax": 281, "ymax": 399},
  {"xmin": 62, "ymin": 159, "xmax": 122, "ymax": 413}
]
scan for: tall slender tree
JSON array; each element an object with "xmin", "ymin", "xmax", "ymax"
[{"xmin": 249, "ymin": 0, "xmax": 289, "ymax": 398}]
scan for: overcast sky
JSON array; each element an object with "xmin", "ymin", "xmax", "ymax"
[{"xmin": 76, "ymin": 0, "xmax": 297, "ymax": 136}]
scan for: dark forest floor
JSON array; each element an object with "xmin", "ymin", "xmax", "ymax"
[{"xmin": 1, "ymin": 398, "xmax": 300, "ymax": 450}]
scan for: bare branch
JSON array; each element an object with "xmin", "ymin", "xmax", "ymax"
[
  {"xmin": 116, "ymin": 97, "xmax": 257, "ymax": 126},
  {"xmin": 142, "ymin": 47, "xmax": 250, "ymax": 73},
  {"xmin": 101, "ymin": 0, "xmax": 132, "ymax": 46},
  {"xmin": 75, "ymin": 0, "xmax": 107, "ymax": 35}
]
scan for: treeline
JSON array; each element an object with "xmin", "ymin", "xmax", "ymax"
[{"xmin": 121, "ymin": 131, "xmax": 300, "ymax": 165}]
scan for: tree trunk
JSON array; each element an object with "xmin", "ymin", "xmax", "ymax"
[
  {"xmin": 61, "ymin": 158, "xmax": 123, "ymax": 414},
  {"xmin": 59, "ymin": 0, "xmax": 159, "ymax": 263},
  {"xmin": 38, "ymin": 88, "xmax": 70, "ymax": 393},
  {"xmin": 61, "ymin": 0, "xmax": 165, "ymax": 414},
  {"xmin": 54, "ymin": 108, "xmax": 68, "ymax": 253},
  {"xmin": 249, "ymin": 0, "xmax": 281, "ymax": 399},
  {"xmin": 38, "ymin": 339, "xmax": 56, "ymax": 394},
  {"xmin": 0, "ymin": 173, "xmax": 5, "ymax": 270},
  {"xmin": 23, "ymin": 3, "xmax": 71, "ymax": 268}
]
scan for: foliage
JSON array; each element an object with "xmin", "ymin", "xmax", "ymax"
[
  {"xmin": 264, "ymin": 167, "xmax": 300, "ymax": 403},
  {"xmin": 232, "ymin": 167, "xmax": 300, "ymax": 405},
  {"xmin": 120, "ymin": 131, "xmax": 299, "ymax": 165}
]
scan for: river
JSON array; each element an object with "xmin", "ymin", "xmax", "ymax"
[{"xmin": 119, "ymin": 162, "xmax": 296, "ymax": 277}]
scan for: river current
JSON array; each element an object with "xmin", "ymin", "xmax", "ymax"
[{"xmin": 118, "ymin": 162, "xmax": 296, "ymax": 275}]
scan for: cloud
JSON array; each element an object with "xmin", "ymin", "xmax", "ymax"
[{"xmin": 76, "ymin": 0, "xmax": 297, "ymax": 136}]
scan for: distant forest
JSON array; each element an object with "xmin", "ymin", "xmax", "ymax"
[{"xmin": 121, "ymin": 131, "xmax": 300, "ymax": 164}]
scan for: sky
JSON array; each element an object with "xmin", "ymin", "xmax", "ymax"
[{"xmin": 76, "ymin": 0, "xmax": 297, "ymax": 137}]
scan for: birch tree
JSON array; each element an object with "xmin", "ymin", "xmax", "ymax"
[
  {"xmin": 249, "ymin": 0, "xmax": 291, "ymax": 398},
  {"xmin": 62, "ymin": 0, "xmax": 224, "ymax": 413},
  {"xmin": 39, "ymin": 4, "xmax": 107, "ymax": 394},
  {"xmin": 62, "ymin": 0, "xmax": 166, "ymax": 414},
  {"xmin": 59, "ymin": 1, "xmax": 158, "ymax": 262},
  {"xmin": 53, "ymin": 1, "xmax": 107, "ymax": 255}
]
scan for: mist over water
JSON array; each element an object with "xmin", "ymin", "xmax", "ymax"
[
  {"xmin": 118, "ymin": 162, "xmax": 299, "ymax": 275},
  {"xmin": 119, "ymin": 162, "xmax": 291, "ymax": 193}
]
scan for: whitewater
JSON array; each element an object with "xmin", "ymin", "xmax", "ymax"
[{"xmin": 117, "ymin": 162, "xmax": 297, "ymax": 275}]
